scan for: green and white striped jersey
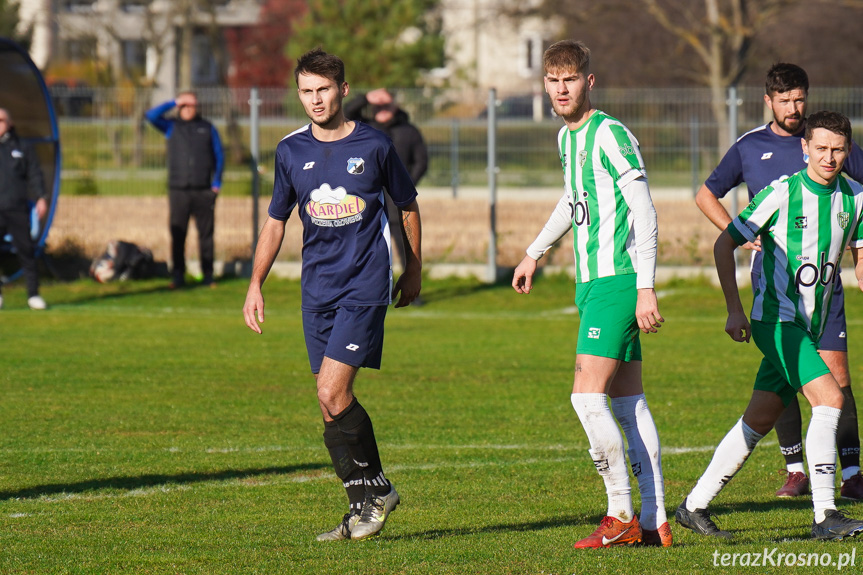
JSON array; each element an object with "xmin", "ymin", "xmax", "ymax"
[
  {"xmin": 558, "ymin": 110, "xmax": 648, "ymax": 283},
  {"xmin": 728, "ymin": 170, "xmax": 863, "ymax": 338}
]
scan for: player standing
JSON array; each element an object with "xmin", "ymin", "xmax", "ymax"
[
  {"xmin": 512, "ymin": 40, "xmax": 670, "ymax": 548},
  {"xmin": 695, "ymin": 63, "xmax": 863, "ymax": 499},
  {"xmin": 243, "ymin": 48, "xmax": 422, "ymax": 541},
  {"xmin": 677, "ymin": 111, "xmax": 863, "ymax": 541}
]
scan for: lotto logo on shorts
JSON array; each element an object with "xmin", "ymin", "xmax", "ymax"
[
  {"xmin": 588, "ymin": 327, "xmax": 601, "ymax": 339},
  {"xmin": 346, "ymin": 343, "xmax": 360, "ymax": 352}
]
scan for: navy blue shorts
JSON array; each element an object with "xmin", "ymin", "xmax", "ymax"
[
  {"xmin": 302, "ymin": 305, "xmax": 388, "ymax": 374},
  {"xmin": 752, "ymin": 270, "xmax": 847, "ymax": 352}
]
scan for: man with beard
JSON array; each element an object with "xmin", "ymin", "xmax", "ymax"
[
  {"xmin": 695, "ymin": 63, "xmax": 863, "ymax": 500},
  {"xmin": 512, "ymin": 39, "xmax": 670, "ymax": 548},
  {"xmin": 243, "ymin": 48, "xmax": 422, "ymax": 541}
]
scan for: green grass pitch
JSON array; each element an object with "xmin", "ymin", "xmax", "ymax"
[{"xmin": 1, "ymin": 274, "xmax": 863, "ymax": 573}]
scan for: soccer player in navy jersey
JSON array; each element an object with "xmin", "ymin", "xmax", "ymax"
[
  {"xmin": 695, "ymin": 63, "xmax": 863, "ymax": 500},
  {"xmin": 242, "ymin": 48, "xmax": 422, "ymax": 541}
]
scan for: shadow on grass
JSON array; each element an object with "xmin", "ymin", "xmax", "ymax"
[
  {"xmin": 0, "ymin": 462, "xmax": 330, "ymax": 501},
  {"xmin": 385, "ymin": 513, "xmax": 586, "ymax": 541}
]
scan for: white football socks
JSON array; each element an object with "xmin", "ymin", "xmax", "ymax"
[
  {"xmin": 571, "ymin": 393, "xmax": 633, "ymax": 522},
  {"xmin": 807, "ymin": 405, "xmax": 841, "ymax": 523},
  {"xmin": 686, "ymin": 418, "xmax": 763, "ymax": 511},
  {"xmin": 611, "ymin": 393, "xmax": 667, "ymax": 530}
]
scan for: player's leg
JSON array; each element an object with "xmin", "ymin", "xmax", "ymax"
[
  {"xmin": 570, "ymin": 276, "xmax": 641, "ymax": 548},
  {"xmin": 609, "ymin": 361, "xmax": 670, "ymax": 547},
  {"xmin": 304, "ymin": 310, "xmax": 366, "ymax": 541},
  {"xmin": 168, "ymin": 188, "xmax": 191, "ymax": 287},
  {"xmin": 820, "ymin": 281, "xmax": 863, "ymax": 498},
  {"xmin": 773, "ymin": 397, "xmax": 809, "ymax": 497},
  {"xmin": 319, "ymin": 306, "xmax": 397, "ymax": 540}
]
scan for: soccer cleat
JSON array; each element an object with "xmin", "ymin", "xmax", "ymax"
[
  {"xmin": 315, "ymin": 512, "xmax": 360, "ymax": 541},
  {"xmin": 841, "ymin": 473, "xmax": 863, "ymax": 500},
  {"xmin": 27, "ymin": 295, "xmax": 47, "ymax": 310},
  {"xmin": 675, "ymin": 499, "xmax": 732, "ymax": 539},
  {"xmin": 812, "ymin": 509, "xmax": 863, "ymax": 541},
  {"xmin": 351, "ymin": 485, "xmax": 400, "ymax": 540},
  {"xmin": 573, "ymin": 515, "xmax": 642, "ymax": 549},
  {"xmin": 775, "ymin": 470, "xmax": 809, "ymax": 498},
  {"xmin": 641, "ymin": 521, "xmax": 673, "ymax": 547}
]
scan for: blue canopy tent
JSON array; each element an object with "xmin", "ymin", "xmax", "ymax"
[{"xmin": 0, "ymin": 37, "xmax": 61, "ymax": 283}]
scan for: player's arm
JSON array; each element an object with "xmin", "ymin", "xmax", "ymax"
[
  {"xmin": 243, "ymin": 216, "xmax": 286, "ymax": 334},
  {"xmin": 696, "ymin": 184, "xmax": 760, "ymax": 251},
  {"xmin": 621, "ymin": 177, "xmax": 664, "ymax": 333},
  {"xmin": 392, "ymin": 200, "xmax": 422, "ymax": 308},
  {"xmin": 513, "ymin": 192, "xmax": 571, "ymax": 294},
  {"xmin": 714, "ymin": 228, "xmax": 750, "ymax": 342},
  {"xmin": 853, "ymin": 245, "xmax": 863, "ymax": 292}
]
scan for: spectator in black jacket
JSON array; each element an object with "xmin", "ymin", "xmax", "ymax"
[
  {"xmin": 146, "ymin": 91, "xmax": 224, "ymax": 288},
  {"xmin": 0, "ymin": 108, "xmax": 48, "ymax": 310},
  {"xmin": 345, "ymin": 89, "xmax": 427, "ymax": 294}
]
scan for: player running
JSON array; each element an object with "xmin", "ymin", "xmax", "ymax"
[
  {"xmin": 512, "ymin": 39, "xmax": 670, "ymax": 549},
  {"xmin": 677, "ymin": 111, "xmax": 863, "ymax": 541},
  {"xmin": 695, "ymin": 63, "xmax": 863, "ymax": 499}
]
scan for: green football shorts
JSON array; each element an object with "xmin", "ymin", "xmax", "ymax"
[
  {"xmin": 751, "ymin": 320, "xmax": 830, "ymax": 406},
  {"xmin": 574, "ymin": 274, "xmax": 641, "ymax": 362}
]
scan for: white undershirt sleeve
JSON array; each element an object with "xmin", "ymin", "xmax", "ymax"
[
  {"xmin": 526, "ymin": 192, "xmax": 572, "ymax": 261},
  {"xmin": 620, "ymin": 176, "xmax": 658, "ymax": 289}
]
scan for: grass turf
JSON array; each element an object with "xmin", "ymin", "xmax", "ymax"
[{"xmin": 1, "ymin": 274, "xmax": 862, "ymax": 573}]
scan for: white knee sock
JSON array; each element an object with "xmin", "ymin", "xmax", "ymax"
[
  {"xmin": 807, "ymin": 405, "xmax": 841, "ymax": 523},
  {"xmin": 687, "ymin": 418, "xmax": 763, "ymax": 511},
  {"xmin": 571, "ymin": 393, "xmax": 633, "ymax": 522},
  {"xmin": 611, "ymin": 393, "xmax": 667, "ymax": 530}
]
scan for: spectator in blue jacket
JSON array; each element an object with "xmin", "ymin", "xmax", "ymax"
[{"xmin": 146, "ymin": 91, "xmax": 224, "ymax": 288}]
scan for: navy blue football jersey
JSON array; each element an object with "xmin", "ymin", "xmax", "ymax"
[
  {"xmin": 705, "ymin": 122, "xmax": 863, "ymax": 202},
  {"xmin": 269, "ymin": 122, "xmax": 418, "ymax": 311}
]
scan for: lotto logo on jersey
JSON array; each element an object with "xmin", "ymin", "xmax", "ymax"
[
  {"xmin": 306, "ymin": 183, "xmax": 366, "ymax": 227},
  {"xmin": 587, "ymin": 327, "xmax": 601, "ymax": 339}
]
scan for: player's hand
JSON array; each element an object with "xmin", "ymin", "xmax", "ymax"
[
  {"xmin": 635, "ymin": 288, "xmax": 664, "ymax": 333},
  {"xmin": 512, "ymin": 256, "xmax": 538, "ymax": 294},
  {"xmin": 725, "ymin": 310, "xmax": 751, "ymax": 342},
  {"xmin": 35, "ymin": 197, "xmax": 48, "ymax": 220},
  {"xmin": 392, "ymin": 265, "xmax": 421, "ymax": 308},
  {"xmin": 243, "ymin": 285, "xmax": 265, "ymax": 334},
  {"xmin": 742, "ymin": 237, "xmax": 761, "ymax": 252}
]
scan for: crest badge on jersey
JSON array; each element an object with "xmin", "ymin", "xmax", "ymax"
[
  {"xmin": 578, "ymin": 150, "xmax": 588, "ymax": 168},
  {"xmin": 838, "ymin": 212, "xmax": 850, "ymax": 230},
  {"xmin": 347, "ymin": 157, "xmax": 365, "ymax": 175}
]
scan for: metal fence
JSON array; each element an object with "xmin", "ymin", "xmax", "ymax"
[{"xmin": 44, "ymin": 85, "xmax": 863, "ymax": 271}]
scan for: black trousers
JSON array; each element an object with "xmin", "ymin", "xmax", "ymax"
[
  {"xmin": 0, "ymin": 208, "xmax": 39, "ymax": 296},
  {"xmin": 169, "ymin": 188, "xmax": 216, "ymax": 282}
]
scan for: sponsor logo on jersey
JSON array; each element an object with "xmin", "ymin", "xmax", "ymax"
[
  {"xmin": 761, "ymin": 152, "xmax": 773, "ymax": 160},
  {"xmin": 303, "ymin": 161, "xmax": 315, "ymax": 170},
  {"xmin": 561, "ymin": 153, "xmax": 567, "ymax": 168},
  {"xmin": 795, "ymin": 251, "xmax": 837, "ymax": 293},
  {"xmin": 578, "ymin": 150, "xmax": 588, "ymax": 168},
  {"xmin": 838, "ymin": 211, "xmax": 851, "ymax": 229},
  {"xmin": 588, "ymin": 327, "xmax": 601, "ymax": 339},
  {"xmin": 618, "ymin": 143, "xmax": 635, "ymax": 157},
  {"xmin": 795, "ymin": 216, "xmax": 808, "ymax": 229},
  {"xmin": 305, "ymin": 183, "xmax": 366, "ymax": 227},
  {"xmin": 347, "ymin": 157, "xmax": 365, "ymax": 174},
  {"xmin": 346, "ymin": 343, "xmax": 360, "ymax": 351}
]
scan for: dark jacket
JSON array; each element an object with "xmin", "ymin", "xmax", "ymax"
[
  {"xmin": 344, "ymin": 94, "xmax": 428, "ymax": 185},
  {"xmin": 145, "ymin": 101, "xmax": 224, "ymax": 190},
  {"xmin": 0, "ymin": 128, "xmax": 46, "ymax": 212}
]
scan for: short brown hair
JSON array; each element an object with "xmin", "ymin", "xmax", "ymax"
[
  {"xmin": 543, "ymin": 40, "xmax": 590, "ymax": 75},
  {"xmin": 765, "ymin": 63, "xmax": 808, "ymax": 97},
  {"xmin": 294, "ymin": 47, "xmax": 345, "ymax": 86},
  {"xmin": 805, "ymin": 110, "xmax": 852, "ymax": 144}
]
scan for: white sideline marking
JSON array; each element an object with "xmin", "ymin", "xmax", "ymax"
[{"xmin": 9, "ymin": 441, "xmax": 776, "ymax": 504}]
